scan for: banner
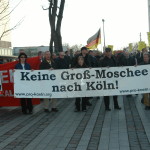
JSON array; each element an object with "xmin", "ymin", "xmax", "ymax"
[
  {"xmin": 14, "ymin": 65, "xmax": 150, "ymax": 98},
  {"xmin": 129, "ymin": 43, "xmax": 133, "ymax": 52},
  {"xmin": 138, "ymin": 41, "xmax": 146, "ymax": 51},
  {"xmin": 0, "ymin": 56, "xmax": 41, "ymax": 106}
]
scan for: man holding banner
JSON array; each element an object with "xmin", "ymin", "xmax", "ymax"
[
  {"xmin": 40, "ymin": 51, "xmax": 58, "ymax": 113},
  {"xmin": 100, "ymin": 47, "xmax": 121, "ymax": 111}
]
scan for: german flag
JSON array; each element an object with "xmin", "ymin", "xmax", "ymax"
[{"xmin": 86, "ymin": 28, "xmax": 101, "ymax": 49}]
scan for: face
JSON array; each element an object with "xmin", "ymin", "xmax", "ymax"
[
  {"xmin": 105, "ymin": 51, "xmax": 112, "ymax": 57},
  {"xmin": 45, "ymin": 51, "xmax": 51, "ymax": 60},
  {"xmin": 52, "ymin": 53, "xmax": 57, "ymax": 59},
  {"xmin": 20, "ymin": 55, "xmax": 26, "ymax": 63},
  {"xmin": 78, "ymin": 58, "xmax": 84, "ymax": 66},
  {"xmin": 143, "ymin": 54, "xmax": 149, "ymax": 63},
  {"xmin": 59, "ymin": 52, "xmax": 65, "ymax": 59},
  {"xmin": 81, "ymin": 49, "xmax": 88, "ymax": 55}
]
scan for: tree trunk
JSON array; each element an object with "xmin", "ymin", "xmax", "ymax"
[{"xmin": 48, "ymin": 0, "xmax": 65, "ymax": 53}]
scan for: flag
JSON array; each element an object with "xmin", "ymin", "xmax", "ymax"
[{"xmin": 86, "ymin": 28, "xmax": 101, "ymax": 49}]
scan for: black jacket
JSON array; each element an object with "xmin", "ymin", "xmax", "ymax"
[
  {"xmin": 55, "ymin": 57, "xmax": 69, "ymax": 69},
  {"xmin": 100, "ymin": 56, "xmax": 117, "ymax": 67},
  {"xmin": 72, "ymin": 53, "xmax": 96, "ymax": 68},
  {"xmin": 74, "ymin": 63, "xmax": 87, "ymax": 68},
  {"xmin": 118, "ymin": 55, "xmax": 136, "ymax": 66},
  {"xmin": 39, "ymin": 59, "xmax": 56, "ymax": 70},
  {"xmin": 140, "ymin": 61, "xmax": 150, "ymax": 65}
]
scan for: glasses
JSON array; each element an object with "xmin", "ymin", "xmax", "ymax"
[{"xmin": 20, "ymin": 57, "xmax": 26, "ymax": 58}]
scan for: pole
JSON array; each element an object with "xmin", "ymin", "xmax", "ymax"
[
  {"xmin": 139, "ymin": 32, "xmax": 142, "ymax": 41},
  {"xmin": 148, "ymin": 0, "xmax": 150, "ymax": 32},
  {"xmin": 102, "ymin": 19, "xmax": 106, "ymax": 51}
]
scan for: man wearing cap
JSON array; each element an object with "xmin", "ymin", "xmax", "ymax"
[{"xmin": 100, "ymin": 47, "xmax": 121, "ymax": 111}]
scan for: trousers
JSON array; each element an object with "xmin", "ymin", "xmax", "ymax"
[
  {"xmin": 104, "ymin": 96, "xmax": 119, "ymax": 109},
  {"xmin": 20, "ymin": 98, "xmax": 33, "ymax": 113},
  {"xmin": 43, "ymin": 98, "xmax": 57, "ymax": 109}
]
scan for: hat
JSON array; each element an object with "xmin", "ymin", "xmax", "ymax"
[
  {"xmin": 105, "ymin": 47, "xmax": 111, "ymax": 52},
  {"xmin": 81, "ymin": 47, "xmax": 88, "ymax": 51}
]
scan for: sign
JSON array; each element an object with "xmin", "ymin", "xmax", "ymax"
[
  {"xmin": 0, "ymin": 56, "xmax": 41, "ymax": 106},
  {"xmin": 14, "ymin": 65, "xmax": 150, "ymax": 98}
]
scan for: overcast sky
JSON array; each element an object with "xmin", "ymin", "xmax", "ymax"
[{"xmin": 10, "ymin": 0, "xmax": 149, "ymax": 50}]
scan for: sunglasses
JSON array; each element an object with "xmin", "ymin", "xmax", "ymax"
[{"xmin": 20, "ymin": 57, "xmax": 26, "ymax": 58}]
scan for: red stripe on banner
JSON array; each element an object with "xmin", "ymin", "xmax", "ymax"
[{"xmin": 0, "ymin": 56, "xmax": 41, "ymax": 106}]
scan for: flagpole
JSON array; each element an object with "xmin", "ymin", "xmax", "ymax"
[{"xmin": 102, "ymin": 19, "xmax": 106, "ymax": 52}]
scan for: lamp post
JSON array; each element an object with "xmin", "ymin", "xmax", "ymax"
[
  {"xmin": 102, "ymin": 19, "xmax": 106, "ymax": 51},
  {"xmin": 148, "ymin": 0, "xmax": 150, "ymax": 32},
  {"xmin": 139, "ymin": 32, "xmax": 142, "ymax": 41}
]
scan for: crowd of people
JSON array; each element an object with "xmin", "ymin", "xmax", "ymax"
[{"xmin": 15, "ymin": 46, "xmax": 150, "ymax": 114}]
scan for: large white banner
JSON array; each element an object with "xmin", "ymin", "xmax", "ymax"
[{"xmin": 14, "ymin": 65, "xmax": 150, "ymax": 98}]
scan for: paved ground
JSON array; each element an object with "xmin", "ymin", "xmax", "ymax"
[{"xmin": 0, "ymin": 95, "xmax": 150, "ymax": 150}]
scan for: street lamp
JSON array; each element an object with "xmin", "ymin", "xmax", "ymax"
[{"xmin": 102, "ymin": 19, "xmax": 106, "ymax": 51}]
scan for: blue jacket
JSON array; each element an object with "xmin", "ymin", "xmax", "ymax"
[{"xmin": 15, "ymin": 63, "xmax": 31, "ymax": 70}]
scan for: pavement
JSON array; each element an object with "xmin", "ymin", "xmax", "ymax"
[{"xmin": 0, "ymin": 95, "xmax": 150, "ymax": 150}]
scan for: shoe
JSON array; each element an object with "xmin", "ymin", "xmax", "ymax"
[
  {"xmin": 44, "ymin": 109, "xmax": 50, "ymax": 113},
  {"xmin": 82, "ymin": 109, "xmax": 87, "ymax": 112},
  {"xmin": 29, "ymin": 111, "xmax": 33, "ymax": 114},
  {"xmin": 86, "ymin": 102, "xmax": 92, "ymax": 106},
  {"xmin": 145, "ymin": 106, "xmax": 150, "ymax": 110},
  {"xmin": 105, "ymin": 108, "xmax": 111, "ymax": 111},
  {"xmin": 114, "ymin": 106, "xmax": 121, "ymax": 110},
  {"xmin": 51, "ymin": 108, "xmax": 58, "ymax": 112},
  {"xmin": 126, "ymin": 95, "xmax": 132, "ymax": 97},
  {"xmin": 141, "ymin": 98, "xmax": 144, "ymax": 104},
  {"xmin": 22, "ymin": 111, "xmax": 27, "ymax": 114},
  {"xmin": 74, "ymin": 109, "xmax": 80, "ymax": 112}
]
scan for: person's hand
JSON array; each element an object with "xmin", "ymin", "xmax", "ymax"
[
  {"xmin": 31, "ymin": 69, "xmax": 34, "ymax": 71},
  {"xmin": 12, "ymin": 69, "xmax": 15, "ymax": 72},
  {"xmin": 49, "ymin": 68, "xmax": 54, "ymax": 70}
]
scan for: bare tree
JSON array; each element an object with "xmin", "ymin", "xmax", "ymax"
[
  {"xmin": 0, "ymin": 0, "xmax": 23, "ymax": 41},
  {"xmin": 43, "ymin": 0, "xmax": 65, "ymax": 53}
]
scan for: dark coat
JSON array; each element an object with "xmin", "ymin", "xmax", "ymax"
[
  {"xmin": 118, "ymin": 55, "xmax": 136, "ymax": 66},
  {"xmin": 15, "ymin": 63, "xmax": 31, "ymax": 70},
  {"xmin": 39, "ymin": 59, "xmax": 56, "ymax": 70},
  {"xmin": 100, "ymin": 56, "xmax": 117, "ymax": 67},
  {"xmin": 55, "ymin": 57, "xmax": 69, "ymax": 69},
  {"xmin": 74, "ymin": 63, "xmax": 88, "ymax": 68},
  {"xmin": 140, "ymin": 61, "xmax": 150, "ymax": 65},
  {"xmin": 72, "ymin": 53, "xmax": 97, "ymax": 68}
]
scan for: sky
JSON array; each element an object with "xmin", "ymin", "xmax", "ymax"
[{"xmin": 10, "ymin": 0, "xmax": 149, "ymax": 50}]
